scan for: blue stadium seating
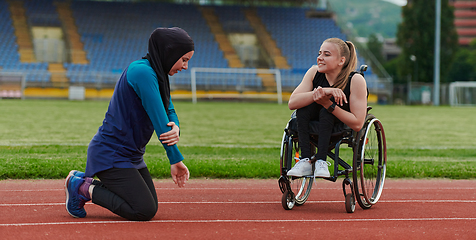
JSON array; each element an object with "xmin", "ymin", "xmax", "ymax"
[
  {"xmin": 214, "ymin": 5, "xmax": 254, "ymax": 33},
  {"xmin": 0, "ymin": 0, "xmax": 19, "ymax": 68},
  {"xmin": 0, "ymin": 0, "xmax": 374, "ymax": 91},
  {"xmin": 256, "ymin": 6, "xmax": 349, "ymax": 87},
  {"xmin": 25, "ymin": 0, "xmax": 62, "ymax": 26},
  {"xmin": 68, "ymin": 1, "xmax": 228, "ymax": 85},
  {"xmin": 0, "ymin": 0, "xmax": 52, "ymax": 83}
]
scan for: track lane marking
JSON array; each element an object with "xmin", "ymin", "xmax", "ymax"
[
  {"xmin": 1, "ymin": 186, "xmax": 476, "ymax": 192},
  {"xmin": 1, "ymin": 199, "xmax": 475, "ymax": 207},
  {"xmin": 1, "ymin": 217, "xmax": 476, "ymax": 227}
]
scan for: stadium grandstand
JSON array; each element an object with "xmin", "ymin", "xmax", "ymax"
[
  {"xmin": 451, "ymin": 0, "xmax": 476, "ymax": 46},
  {"xmin": 0, "ymin": 0, "xmax": 390, "ymax": 102}
]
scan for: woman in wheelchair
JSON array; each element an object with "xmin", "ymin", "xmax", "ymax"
[{"xmin": 286, "ymin": 38, "xmax": 368, "ymax": 178}]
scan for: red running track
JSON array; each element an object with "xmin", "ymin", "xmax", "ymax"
[{"xmin": 1, "ymin": 179, "xmax": 475, "ymax": 239}]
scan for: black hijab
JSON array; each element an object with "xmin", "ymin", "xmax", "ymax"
[{"xmin": 143, "ymin": 27, "xmax": 194, "ymax": 110}]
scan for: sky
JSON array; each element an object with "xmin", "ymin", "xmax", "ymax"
[{"xmin": 382, "ymin": 0, "xmax": 407, "ymax": 6}]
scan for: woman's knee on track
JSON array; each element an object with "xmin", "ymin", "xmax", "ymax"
[{"xmin": 128, "ymin": 202, "xmax": 158, "ymax": 221}]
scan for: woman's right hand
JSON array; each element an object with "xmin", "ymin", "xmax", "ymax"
[
  {"xmin": 159, "ymin": 122, "xmax": 180, "ymax": 146},
  {"xmin": 171, "ymin": 161, "xmax": 189, "ymax": 187}
]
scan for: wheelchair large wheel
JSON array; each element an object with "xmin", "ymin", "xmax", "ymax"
[
  {"xmin": 353, "ymin": 115, "xmax": 387, "ymax": 209},
  {"xmin": 281, "ymin": 133, "xmax": 313, "ymax": 206}
]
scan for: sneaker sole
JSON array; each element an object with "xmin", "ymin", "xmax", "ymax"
[
  {"xmin": 287, "ymin": 173, "xmax": 313, "ymax": 177},
  {"xmin": 287, "ymin": 174, "xmax": 314, "ymax": 178},
  {"xmin": 314, "ymin": 172, "xmax": 331, "ymax": 178},
  {"xmin": 287, "ymin": 169, "xmax": 313, "ymax": 178}
]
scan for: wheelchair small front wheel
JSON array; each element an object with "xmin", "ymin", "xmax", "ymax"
[
  {"xmin": 282, "ymin": 190, "xmax": 295, "ymax": 210},
  {"xmin": 345, "ymin": 193, "xmax": 356, "ymax": 213}
]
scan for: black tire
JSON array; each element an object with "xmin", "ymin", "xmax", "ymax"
[
  {"xmin": 282, "ymin": 190, "xmax": 295, "ymax": 210},
  {"xmin": 279, "ymin": 131, "xmax": 290, "ymax": 177},
  {"xmin": 353, "ymin": 114, "xmax": 387, "ymax": 209},
  {"xmin": 345, "ymin": 193, "xmax": 355, "ymax": 213}
]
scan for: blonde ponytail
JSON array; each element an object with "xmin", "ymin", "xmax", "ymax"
[{"xmin": 323, "ymin": 38, "xmax": 357, "ymax": 90}]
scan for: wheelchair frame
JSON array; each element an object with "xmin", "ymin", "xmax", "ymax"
[{"xmin": 278, "ymin": 66, "xmax": 387, "ymax": 213}]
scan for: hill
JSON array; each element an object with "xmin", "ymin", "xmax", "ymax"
[{"xmin": 328, "ymin": 0, "xmax": 403, "ymax": 38}]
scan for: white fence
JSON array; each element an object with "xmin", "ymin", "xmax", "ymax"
[
  {"xmin": 1, "ymin": 68, "xmax": 394, "ymax": 104},
  {"xmin": 190, "ymin": 67, "xmax": 282, "ymax": 104}
]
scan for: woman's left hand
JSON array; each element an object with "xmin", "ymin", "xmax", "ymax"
[
  {"xmin": 324, "ymin": 87, "xmax": 347, "ymax": 106},
  {"xmin": 159, "ymin": 122, "xmax": 180, "ymax": 146},
  {"xmin": 313, "ymin": 86, "xmax": 347, "ymax": 107}
]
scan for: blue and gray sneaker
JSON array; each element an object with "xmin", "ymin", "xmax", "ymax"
[{"xmin": 64, "ymin": 174, "xmax": 88, "ymax": 218}]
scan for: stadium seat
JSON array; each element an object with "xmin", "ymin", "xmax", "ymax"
[{"xmin": 0, "ymin": 0, "xmax": 374, "ymax": 90}]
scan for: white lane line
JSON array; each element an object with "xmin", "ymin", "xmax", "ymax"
[
  {"xmin": 1, "ymin": 186, "xmax": 475, "ymax": 192},
  {"xmin": 1, "ymin": 199, "xmax": 475, "ymax": 207},
  {"xmin": 2, "ymin": 142, "xmax": 476, "ymax": 150},
  {"xmin": 1, "ymin": 218, "xmax": 476, "ymax": 227},
  {"xmin": 0, "ymin": 187, "xmax": 278, "ymax": 192}
]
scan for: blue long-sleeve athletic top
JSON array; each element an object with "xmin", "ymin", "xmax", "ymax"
[{"xmin": 85, "ymin": 59, "xmax": 183, "ymax": 177}]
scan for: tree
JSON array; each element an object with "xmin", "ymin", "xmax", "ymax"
[
  {"xmin": 395, "ymin": 0, "xmax": 458, "ymax": 83},
  {"xmin": 367, "ymin": 34, "xmax": 385, "ymax": 63},
  {"xmin": 447, "ymin": 48, "xmax": 474, "ymax": 82},
  {"xmin": 366, "ymin": 34, "xmax": 386, "ymax": 77},
  {"xmin": 466, "ymin": 39, "xmax": 476, "ymax": 70},
  {"xmin": 448, "ymin": 39, "xmax": 476, "ymax": 81}
]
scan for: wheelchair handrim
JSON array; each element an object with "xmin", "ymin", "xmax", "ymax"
[{"xmin": 359, "ymin": 118, "xmax": 387, "ymax": 205}]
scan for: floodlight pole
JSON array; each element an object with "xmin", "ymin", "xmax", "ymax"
[{"xmin": 433, "ymin": 0, "xmax": 441, "ymax": 106}]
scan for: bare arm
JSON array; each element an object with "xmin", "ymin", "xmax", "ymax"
[
  {"xmin": 288, "ymin": 66, "xmax": 318, "ymax": 110},
  {"xmin": 333, "ymin": 74, "xmax": 368, "ymax": 131}
]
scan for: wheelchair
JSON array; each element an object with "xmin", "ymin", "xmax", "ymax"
[{"xmin": 278, "ymin": 66, "xmax": 387, "ymax": 213}]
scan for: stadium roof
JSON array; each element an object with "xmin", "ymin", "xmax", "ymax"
[{"xmin": 146, "ymin": 0, "xmax": 321, "ymax": 7}]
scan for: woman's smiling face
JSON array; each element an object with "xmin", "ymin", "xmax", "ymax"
[{"xmin": 316, "ymin": 42, "xmax": 345, "ymax": 73}]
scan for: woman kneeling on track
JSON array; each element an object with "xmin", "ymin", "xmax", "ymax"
[
  {"xmin": 286, "ymin": 38, "xmax": 367, "ymax": 178},
  {"xmin": 64, "ymin": 27, "xmax": 193, "ymax": 221}
]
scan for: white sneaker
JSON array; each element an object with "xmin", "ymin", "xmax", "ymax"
[
  {"xmin": 287, "ymin": 158, "xmax": 312, "ymax": 177},
  {"xmin": 314, "ymin": 160, "xmax": 331, "ymax": 178}
]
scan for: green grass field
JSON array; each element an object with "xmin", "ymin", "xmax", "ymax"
[{"xmin": 0, "ymin": 99, "xmax": 475, "ymax": 179}]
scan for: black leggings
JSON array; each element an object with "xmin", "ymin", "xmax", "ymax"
[
  {"xmin": 296, "ymin": 102, "xmax": 336, "ymax": 160},
  {"xmin": 92, "ymin": 167, "xmax": 158, "ymax": 221}
]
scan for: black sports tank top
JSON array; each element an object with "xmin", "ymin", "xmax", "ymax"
[{"xmin": 312, "ymin": 71, "xmax": 359, "ymax": 112}]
